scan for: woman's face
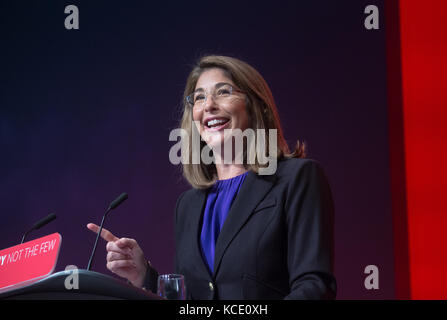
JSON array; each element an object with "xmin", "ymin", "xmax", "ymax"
[{"xmin": 192, "ymin": 68, "xmax": 249, "ymax": 149}]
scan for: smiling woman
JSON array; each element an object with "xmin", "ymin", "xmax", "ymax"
[
  {"xmin": 180, "ymin": 55, "xmax": 306, "ymax": 188},
  {"xmin": 88, "ymin": 55, "xmax": 336, "ymax": 300},
  {"xmin": 193, "ymin": 73, "xmax": 249, "ymax": 153}
]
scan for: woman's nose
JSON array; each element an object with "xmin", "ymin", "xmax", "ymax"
[{"xmin": 203, "ymin": 94, "xmax": 218, "ymax": 112}]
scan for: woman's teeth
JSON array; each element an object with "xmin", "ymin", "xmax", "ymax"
[{"xmin": 207, "ymin": 119, "xmax": 228, "ymax": 127}]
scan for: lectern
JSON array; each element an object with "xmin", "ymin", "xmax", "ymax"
[{"xmin": 0, "ymin": 269, "xmax": 161, "ymax": 300}]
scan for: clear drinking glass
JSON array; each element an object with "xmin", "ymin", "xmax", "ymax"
[{"xmin": 157, "ymin": 274, "xmax": 186, "ymax": 300}]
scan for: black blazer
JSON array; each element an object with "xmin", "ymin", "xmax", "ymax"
[{"xmin": 173, "ymin": 158, "xmax": 337, "ymax": 300}]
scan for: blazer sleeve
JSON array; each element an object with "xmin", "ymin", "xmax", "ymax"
[
  {"xmin": 141, "ymin": 262, "xmax": 159, "ymax": 293},
  {"xmin": 284, "ymin": 160, "xmax": 337, "ymax": 299},
  {"xmin": 174, "ymin": 190, "xmax": 186, "ymax": 275}
]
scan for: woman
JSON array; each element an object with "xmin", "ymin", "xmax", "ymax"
[{"xmin": 87, "ymin": 55, "xmax": 337, "ymax": 299}]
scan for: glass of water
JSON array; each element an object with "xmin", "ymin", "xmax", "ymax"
[{"xmin": 157, "ymin": 274, "xmax": 186, "ymax": 300}]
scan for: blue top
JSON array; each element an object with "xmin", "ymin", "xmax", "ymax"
[{"xmin": 200, "ymin": 171, "xmax": 249, "ymax": 274}]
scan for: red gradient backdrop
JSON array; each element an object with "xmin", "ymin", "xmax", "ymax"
[{"xmin": 398, "ymin": 0, "xmax": 447, "ymax": 299}]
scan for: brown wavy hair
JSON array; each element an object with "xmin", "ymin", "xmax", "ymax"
[{"xmin": 180, "ymin": 55, "xmax": 305, "ymax": 189}]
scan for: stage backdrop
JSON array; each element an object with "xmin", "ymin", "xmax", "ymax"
[{"xmin": 0, "ymin": 1, "xmax": 394, "ymax": 299}]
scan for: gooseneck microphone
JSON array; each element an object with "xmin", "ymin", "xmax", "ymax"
[
  {"xmin": 86, "ymin": 192, "xmax": 128, "ymax": 271},
  {"xmin": 21, "ymin": 213, "xmax": 57, "ymax": 244}
]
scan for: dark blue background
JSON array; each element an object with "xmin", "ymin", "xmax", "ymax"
[{"xmin": 0, "ymin": 0, "xmax": 392, "ymax": 299}]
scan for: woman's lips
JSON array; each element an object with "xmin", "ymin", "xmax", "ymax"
[{"xmin": 204, "ymin": 119, "xmax": 230, "ymax": 132}]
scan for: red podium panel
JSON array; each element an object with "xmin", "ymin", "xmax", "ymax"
[{"xmin": 0, "ymin": 233, "xmax": 61, "ymax": 292}]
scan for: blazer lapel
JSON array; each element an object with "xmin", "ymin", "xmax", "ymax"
[
  {"xmin": 188, "ymin": 188, "xmax": 213, "ymax": 278},
  {"xmin": 213, "ymin": 171, "xmax": 277, "ymax": 275}
]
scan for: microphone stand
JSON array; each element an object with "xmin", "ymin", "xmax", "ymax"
[{"xmin": 86, "ymin": 192, "xmax": 128, "ymax": 271}]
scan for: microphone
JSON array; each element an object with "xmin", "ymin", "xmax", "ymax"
[
  {"xmin": 21, "ymin": 213, "xmax": 57, "ymax": 244},
  {"xmin": 108, "ymin": 192, "xmax": 129, "ymax": 210},
  {"xmin": 86, "ymin": 192, "xmax": 128, "ymax": 271}
]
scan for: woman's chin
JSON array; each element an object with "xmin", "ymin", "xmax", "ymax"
[
  {"xmin": 201, "ymin": 130, "xmax": 224, "ymax": 147},
  {"xmin": 201, "ymin": 127, "xmax": 244, "ymax": 153},
  {"xmin": 204, "ymin": 137, "xmax": 224, "ymax": 151}
]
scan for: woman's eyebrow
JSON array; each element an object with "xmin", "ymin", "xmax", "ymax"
[{"xmin": 194, "ymin": 82, "xmax": 232, "ymax": 92}]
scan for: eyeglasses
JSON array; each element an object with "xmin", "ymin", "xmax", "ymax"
[{"xmin": 186, "ymin": 83, "xmax": 245, "ymax": 108}]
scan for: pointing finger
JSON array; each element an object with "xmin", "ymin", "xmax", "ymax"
[{"xmin": 87, "ymin": 223, "xmax": 119, "ymax": 242}]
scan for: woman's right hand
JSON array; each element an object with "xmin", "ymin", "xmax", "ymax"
[{"xmin": 87, "ymin": 223, "xmax": 148, "ymax": 288}]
